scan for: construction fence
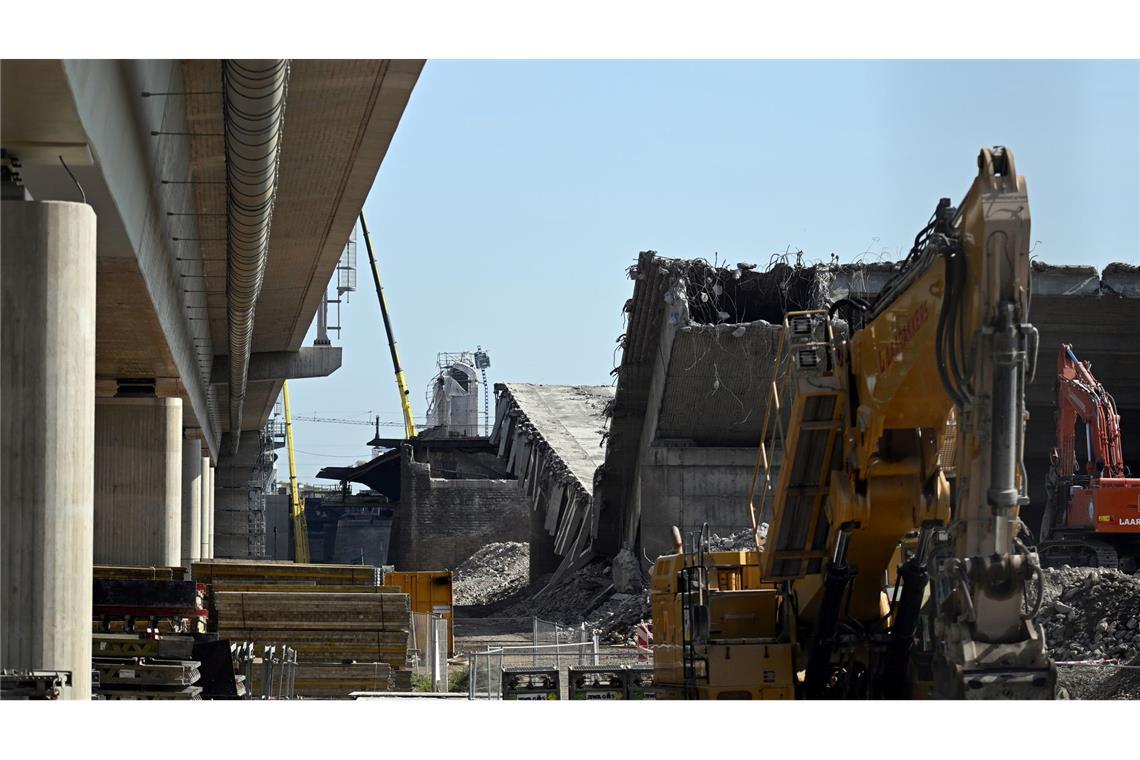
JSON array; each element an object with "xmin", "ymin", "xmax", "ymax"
[
  {"xmin": 410, "ymin": 611, "xmax": 449, "ymax": 692},
  {"xmin": 467, "ymin": 617, "xmax": 651, "ymax": 699}
]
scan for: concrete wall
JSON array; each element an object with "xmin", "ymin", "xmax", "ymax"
[
  {"xmin": 93, "ymin": 397, "xmax": 182, "ymax": 567},
  {"xmin": 214, "ymin": 487, "xmax": 251, "ymax": 559},
  {"xmin": 333, "ymin": 513, "xmax": 394, "ymax": 566},
  {"xmin": 393, "ymin": 449, "xmax": 528, "ymax": 571},
  {"xmin": 638, "ymin": 446, "xmax": 761, "ymax": 560}
]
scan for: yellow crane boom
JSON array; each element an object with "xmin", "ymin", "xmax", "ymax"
[
  {"xmin": 359, "ymin": 212, "xmax": 417, "ymax": 440},
  {"xmin": 282, "ymin": 379, "xmax": 310, "ymax": 563}
]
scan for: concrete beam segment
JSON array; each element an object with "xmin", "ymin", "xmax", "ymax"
[
  {"xmin": 94, "ymin": 397, "xmax": 183, "ymax": 566},
  {"xmin": 58, "ymin": 60, "xmax": 221, "ymax": 461},
  {"xmin": 208, "ymin": 347, "xmax": 342, "ymax": 386},
  {"xmin": 1101, "ymin": 264, "xmax": 1140, "ymax": 297},
  {"xmin": 1, "ymin": 200, "xmax": 96, "ymax": 699},
  {"xmin": 1029, "ymin": 265, "xmax": 1102, "ymax": 296},
  {"xmin": 181, "ymin": 438, "xmax": 202, "ymax": 568}
]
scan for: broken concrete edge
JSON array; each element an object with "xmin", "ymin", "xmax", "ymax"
[
  {"xmin": 1030, "ymin": 260, "xmax": 1140, "ymax": 297},
  {"xmin": 491, "ymin": 385, "xmax": 597, "ymax": 497},
  {"xmin": 489, "ymin": 383, "xmax": 614, "ymax": 568},
  {"xmin": 599, "ymin": 250, "xmax": 1140, "ymax": 563}
]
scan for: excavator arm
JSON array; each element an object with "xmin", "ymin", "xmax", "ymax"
[
  {"xmin": 1054, "ymin": 344, "xmax": 1127, "ymax": 478},
  {"xmin": 761, "ymin": 147, "xmax": 1053, "ymax": 698}
]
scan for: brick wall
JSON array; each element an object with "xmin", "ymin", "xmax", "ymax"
[{"xmin": 392, "ymin": 446, "xmax": 529, "ymax": 571}]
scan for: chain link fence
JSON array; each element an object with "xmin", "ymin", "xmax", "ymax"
[{"xmin": 467, "ymin": 617, "xmax": 652, "ymax": 699}]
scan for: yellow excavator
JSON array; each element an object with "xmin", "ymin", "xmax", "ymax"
[{"xmin": 651, "ymin": 146, "xmax": 1055, "ymax": 699}]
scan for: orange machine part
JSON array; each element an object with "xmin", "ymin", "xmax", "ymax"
[{"xmin": 1066, "ymin": 479, "xmax": 1140, "ymax": 533}]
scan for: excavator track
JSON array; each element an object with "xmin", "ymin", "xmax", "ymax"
[{"xmin": 1039, "ymin": 535, "xmax": 1119, "ymax": 570}]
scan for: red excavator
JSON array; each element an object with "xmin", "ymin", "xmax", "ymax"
[{"xmin": 1039, "ymin": 343, "xmax": 1140, "ymax": 572}]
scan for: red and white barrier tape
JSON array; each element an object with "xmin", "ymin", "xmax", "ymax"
[{"xmin": 1054, "ymin": 658, "xmax": 1140, "ymax": 669}]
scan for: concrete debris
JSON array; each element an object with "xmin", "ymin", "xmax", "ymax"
[
  {"xmin": 484, "ymin": 557, "xmax": 651, "ymax": 644},
  {"xmin": 586, "ymin": 589, "xmax": 652, "ymax": 644},
  {"xmin": 707, "ymin": 529, "xmax": 757, "ymax": 552},
  {"xmin": 452, "ymin": 542, "xmax": 530, "ymax": 606},
  {"xmin": 610, "ymin": 548, "xmax": 644, "ymax": 593},
  {"xmin": 1041, "ymin": 566, "xmax": 1140, "ymax": 699}
]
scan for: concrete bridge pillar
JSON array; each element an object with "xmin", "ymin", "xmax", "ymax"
[
  {"xmin": 181, "ymin": 437, "xmax": 202, "ymax": 568},
  {"xmin": 201, "ymin": 461, "xmax": 215, "ymax": 559},
  {"xmin": 1, "ymin": 200, "xmax": 97, "ymax": 699},
  {"xmin": 200, "ymin": 456, "xmax": 210, "ymax": 560},
  {"xmin": 94, "ymin": 397, "xmax": 182, "ymax": 566}
]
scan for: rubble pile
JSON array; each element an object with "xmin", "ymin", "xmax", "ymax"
[
  {"xmin": 452, "ymin": 542, "xmax": 530, "ymax": 606},
  {"xmin": 707, "ymin": 529, "xmax": 757, "ymax": 552},
  {"xmin": 1041, "ymin": 566, "xmax": 1140, "ymax": 699},
  {"xmin": 491, "ymin": 558, "xmax": 651, "ymax": 644},
  {"xmin": 587, "ymin": 590, "xmax": 652, "ymax": 644}
]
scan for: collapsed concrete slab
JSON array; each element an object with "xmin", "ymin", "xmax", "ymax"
[{"xmin": 489, "ymin": 383, "xmax": 614, "ymax": 584}]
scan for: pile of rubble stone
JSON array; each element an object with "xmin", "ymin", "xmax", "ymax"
[
  {"xmin": 707, "ymin": 528, "xmax": 757, "ymax": 552},
  {"xmin": 452, "ymin": 542, "xmax": 530, "ymax": 606},
  {"xmin": 1040, "ymin": 566, "xmax": 1140, "ymax": 699},
  {"xmin": 488, "ymin": 558, "xmax": 647, "ymax": 642}
]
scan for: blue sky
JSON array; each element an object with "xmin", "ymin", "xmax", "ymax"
[{"xmin": 285, "ymin": 60, "xmax": 1140, "ymax": 480}]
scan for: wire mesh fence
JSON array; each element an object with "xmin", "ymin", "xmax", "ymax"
[
  {"xmin": 466, "ymin": 617, "xmax": 652, "ymax": 699},
  {"xmin": 410, "ymin": 612, "xmax": 449, "ymax": 691}
]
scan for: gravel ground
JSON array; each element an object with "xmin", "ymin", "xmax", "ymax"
[{"xmin": 1041, "ymin": 565, "xmax": 1140, "ymax": 699}]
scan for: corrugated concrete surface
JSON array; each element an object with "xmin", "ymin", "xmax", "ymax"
[{"xmin": 93, "ymin": 397, "xmax": 182, "ymax": 567}]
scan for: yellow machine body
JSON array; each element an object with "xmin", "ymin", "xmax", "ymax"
[
  {"xmin": 650, "ymin": 550, "xmax": 796, "ymax": 699},
  {"xmin": 656, "ymin": 147, "xmax": 1054, "ymax": 699}
]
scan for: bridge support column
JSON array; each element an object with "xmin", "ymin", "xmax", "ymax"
[
  {"xmin": 201, "ymin": 461, "xmax": 215, "ymax": 559},
  {"xmin": 1, "ymin": 200, "xmax": 97, "ymax": 699},
  {"xmin": 94, "ymin": 397, "xmax": 182, "ymax": 566},
  {"xmin": 181, "ymin": 438, "xmax": 202, "ymax": 568}
]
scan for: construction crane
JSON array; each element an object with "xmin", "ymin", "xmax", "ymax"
[
  {"xmin": 650, "ymin": 146, "xmax": 1055, "ymax": 699},
  {"xmin": 359, "ymin": 211, "xmax": 417, "ymax": 440},
  {"xmin": 282, "ymin": 380, "xmax": 311, "ymax": 564},
  {"xmin": 292, "ymin": 414, "xmax": 406, "ymax": 427},
  {"xmin": 1040, "ymin": 343, "xmax": 1140, "ymax": 571}
]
